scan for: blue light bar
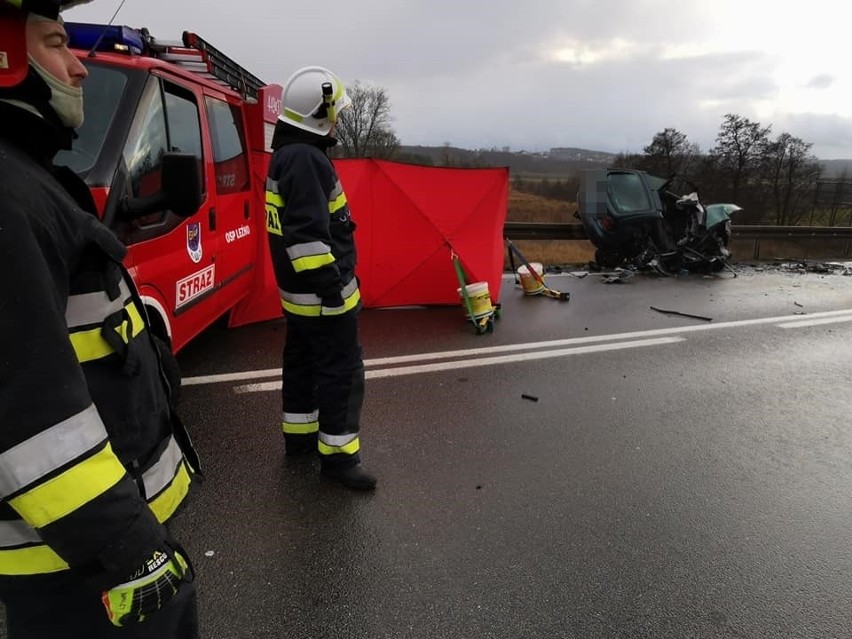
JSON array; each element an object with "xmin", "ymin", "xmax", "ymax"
[{"xmin": 65, "ymin": 22, "xmax": 145, "ymax": 55}]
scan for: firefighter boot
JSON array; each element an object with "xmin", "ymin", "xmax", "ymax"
[{"xmin": 321, "ymin": 463, "xmax": 377, "ymax": 491}]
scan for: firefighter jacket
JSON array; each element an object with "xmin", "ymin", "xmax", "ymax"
[
  {"xmin": 0, "ymin": 102, "xmax": 199, "ymax": 589},
  {"xmin": 265, "ymin": 123, "xmax": 361, "ymax": 318}
]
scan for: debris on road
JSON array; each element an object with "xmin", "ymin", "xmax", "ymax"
[
  {"xmin": 650, "ymin": 306, "xmax": 713, "ymax": 322},
  {"xmin": 772, "ymin": 259, "xmax": 852, "ymax": 276},
  {"xmin": 521, "ymin": 394, "xmax": 539, "ymax": 402},
  {"xmin": 599, "ymin": 269, "xmax": 635, "ymax": 284}
]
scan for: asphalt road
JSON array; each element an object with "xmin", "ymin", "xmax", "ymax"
[{"xmin": 5, "ymin": 264, "xmax": 852, "ymax": 638}]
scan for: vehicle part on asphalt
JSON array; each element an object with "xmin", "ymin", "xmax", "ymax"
[{"xmin": 649, "ymin": 306, "xmax": 713, "ymax": 322}]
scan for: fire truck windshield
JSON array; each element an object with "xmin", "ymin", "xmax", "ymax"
[{"xmin": 55, "ymin": 61, "xmax": 130, "ymax": 175}]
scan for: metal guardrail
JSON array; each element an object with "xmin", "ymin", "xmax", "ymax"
[
  {"xmin": 503, "ymin": 222, "xmax": 589, "ymax": 240},
  {"xmin": 503, "ymin": 222, "xmax": 852, "ymax": 259},
  {"xmin": 503, "ymin": 222, "xmax": 852, "ymax": 241}
]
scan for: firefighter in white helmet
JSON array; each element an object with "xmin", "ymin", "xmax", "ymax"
[
  {"xmin": 0, "ymin": 1, "xmax": 200, "ymax": 635},
  {"xmin": 265, "ymin": 66, "xmax": 377, "ymax": 490}
]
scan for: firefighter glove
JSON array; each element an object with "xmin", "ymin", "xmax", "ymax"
[{"xmin": 101, "ymin": 548, "xmax": 190, "ymax": 627}]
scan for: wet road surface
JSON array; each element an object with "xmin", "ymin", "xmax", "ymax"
[
  {"xmin": 4, "ymin": 266, "xmax": 852, "ymax": 638},
  {"xmin": 171, "ymin": 266, "xmax": 852, "ymax": 639}
]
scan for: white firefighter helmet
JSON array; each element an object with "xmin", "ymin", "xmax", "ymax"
[
  {"xmin": 0, "ymin": 0, "xmax": 94, "ymax": 88},
  {"xmin": 279, "ymin": 65, "xmax": 352, "ymax": 136}
]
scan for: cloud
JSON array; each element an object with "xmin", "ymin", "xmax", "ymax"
[
  {"xmin": 63, "ymin": 0, "xmax": 852, "ymax": 159},
  {"xmin": 390, "ymin": 45, "xmax": 781, "ymax": 155},
  {"xmin": 776, "ymin": 113, "xmax": 852, "ymax": 160},
  {"xmin": 805, "ymin": 74, "xmax": 835, "ymax": 90}
]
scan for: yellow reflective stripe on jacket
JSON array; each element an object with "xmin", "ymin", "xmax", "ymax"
[
  {"xmin": 280, "ymin": 283, "xmax": 360, "ymax": 317},
  {"xmin": 318, "ymin": 433, "xmax": 360, "ymax": 456},
  {"xmin": 282, "ymin": 410, "xmax": 320, "ymax": 435},
  {"xmin": 142, "ymin": 435, "xmax": 191, "ymax": 523},
  {"xmin": 0, "ymin": 452, "xmax": 192, "ymax": 577},
  {"xmin": 265, "ymin": 192, "xmax": 284, "ymax": 208},
  {"xmin": 328, "ymin": 181, "xmax": 346, "ymax": 215},
  {"xmin": 141, "ymin": 436, "xmax": 182, "ymax": 498},
  {"xmin": 147, "ymin": 460, "xmax": 192, "ymax": 523},
  {"xmin": 320, "ymin": 288, "xmax": 361, "ymax": 316},
  {"xmin": 286, "ymin": 241, "xmax": 335, "ymax": 273},
  {"xmin": 0, "ymin": 462, "xmax": 190, "ymax": 575},
  {"xmin": 292, "ymin": 253, "xmax": 335, "ymax": 273},
  {"xmin": 0, "ymin": 520, "xmax": 68, "ymax": 575},
  {"xmin": 8, "ymin": 442, "xmax": 126, "ymax": 529},
  {"xmin": 0, "ymin": 404, "xmax": 107, "ymax": 496},
  {"xmin": 0, "ymin": 544, "xmax": 68, "ymax": 576},
  {"xmin": 328, "ymin": 192, "xmax": 347, "ymax": 215},
  {"xmin": 69, "ymin": 301, "xmax": 145, "ymax": 363}
]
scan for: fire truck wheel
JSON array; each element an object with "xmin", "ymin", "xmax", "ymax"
[{"xmin": 154, "ymin": 335, "xmax": 182, "ymax": 407}]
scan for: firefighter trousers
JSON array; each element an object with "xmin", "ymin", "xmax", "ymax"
[
  {"xmin": 1, "ymin": 573, "xmax": 198, "ymax": 638},
  {"xmin": 281, "ymin": 311, "xmax": 365, "ymax": 468}
]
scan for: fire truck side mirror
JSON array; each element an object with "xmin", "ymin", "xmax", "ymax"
[
  {"xmin": 160, "ymin": 152, "xmax": 203, "ymax": 218},
  {"xmin": 122, "ymin": 152, "xmax": 203, "ymax": 220}
]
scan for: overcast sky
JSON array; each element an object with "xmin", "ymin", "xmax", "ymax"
[{"xmin": 66, "ymin": 0, "xmax": 852, "ymax": 159}]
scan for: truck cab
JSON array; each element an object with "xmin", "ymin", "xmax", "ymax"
[{"xmin": 59, "ymin": 23, "xmax": 282, "ymax": 356}]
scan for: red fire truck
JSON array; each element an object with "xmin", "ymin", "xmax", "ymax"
[{"xmin": 59, "ymin": 22, "xmax": 282, "ymax": 383}]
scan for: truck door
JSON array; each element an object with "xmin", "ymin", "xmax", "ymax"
[
  {"xmin": 202, "ymin": 94, "xmax": 256, "ymax": 312},
  {"xmin": 119, "ymin": 74, "xmax": 222, "ymax": 351}
]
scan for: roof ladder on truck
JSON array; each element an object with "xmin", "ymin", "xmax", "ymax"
[{"xmin": 144, "ymin": 29, "xmax": 266, "ymax": 101}]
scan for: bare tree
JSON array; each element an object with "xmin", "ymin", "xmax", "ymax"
[
  {"xmin": 641, "ymin": 128, "xmax": 700, "ymax": 177},
  {"xmin": 709, "ymin": 114, "xmax": 771, "ymax": 203},
  {"xmin": 335, "ymin": 81, "xmax": 400, "ymax": 159},
  {"xmin": 760, "ymin": 133, "xmax": 821, "ymax": 225},
  {"xmin": 595, "ymin": 116, "xmax": 829, "ymax": 224}
]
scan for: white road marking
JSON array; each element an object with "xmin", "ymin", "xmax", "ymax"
[
  {"xmin": 182, "ymin": 307, "xmax": 852, "ymax": 388},
  {"xmin": 232, "ymin": 337, "xmax": 686, "ymax": 393},
  {"xmin": 778, "ymin": 315, "xmax": 852, "ymax": 329},
  {"xmin": 183, "ymin": 368, "xmax": 280, "ymax": 386}
]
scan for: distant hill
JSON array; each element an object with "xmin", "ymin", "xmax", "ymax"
[
  {"xmin": 397, "ymin": 144, "xmax": 852, "ymax": 179},
  {"xmin": 820, "ymin": 159, "xmax": 852, "ymax": 177},
  {"xmin": 396, "ymin": 145, "xmax": 614, "ymax": 177}
]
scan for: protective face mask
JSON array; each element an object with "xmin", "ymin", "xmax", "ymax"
[{"xmin": 28, "ymin": 54, "xmax": 84, "ymax": 129}]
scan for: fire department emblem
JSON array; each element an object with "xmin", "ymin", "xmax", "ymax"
[{"xmin": 186, "ymin": 222, "xmax": 203, "ymax": 263}]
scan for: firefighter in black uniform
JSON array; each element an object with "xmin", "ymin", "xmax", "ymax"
[
  {"xmin": 266, "ymin": 66, "xmax": 377, "ymax": 491},
  {"xmin": 0, "ymin": 1, "xmax": 201, "ymax": 636}
]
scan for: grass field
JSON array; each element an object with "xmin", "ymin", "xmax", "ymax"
[
  {"xmin": 507, "ymin": 190, "xmax": 575, "ymax": 223},
  {"xmin": 505, "ymin": 190, "xmax": 594, "ymax": 267}
]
